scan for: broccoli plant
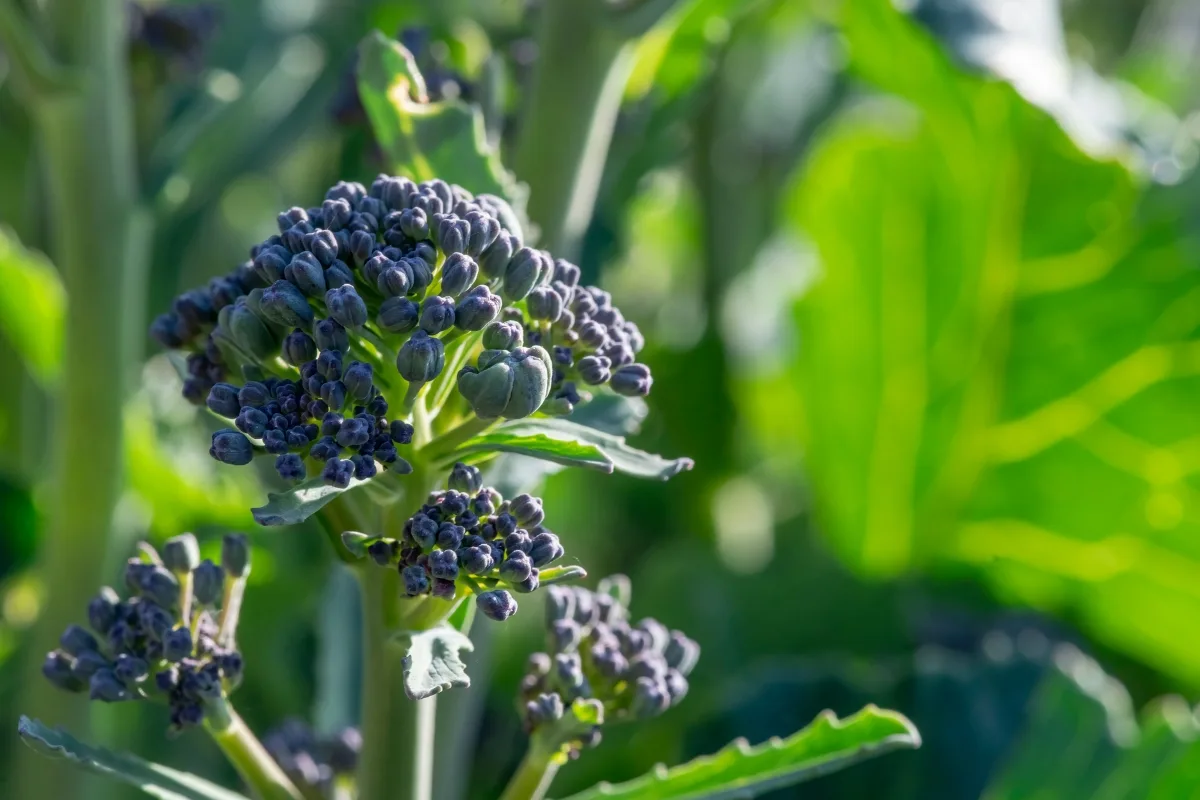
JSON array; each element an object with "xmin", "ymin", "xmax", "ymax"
[{"xmin": 14, "ymin": 22, "xmax": 919, "ymax": 800}]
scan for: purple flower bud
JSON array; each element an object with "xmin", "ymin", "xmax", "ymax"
[
  {"xmin": 611, "ymin": 363, "xmax": 653, "ymax": 397},
  {"xmin": 477, "ymin": 589, "xmax": 518, "ymax": 621},
  {"xmin": 210, "ymin": 429, "xmax": 253, "ymax": 465}
]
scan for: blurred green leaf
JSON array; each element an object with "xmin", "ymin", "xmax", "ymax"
[
  {"xmin": 906, "ymin": 0, "xmax": 1179, "ymax": 166},
  {"xmin": 124, "ymin": 404, "xmax": 258, "ymax": 536},
  {"xmin": 17, "ymin": 716, "xmax": 249, "ymax": 800},
  {"xmin": 398, "ymin": 623, "xmax": 474, "ymax": 700},
  {"xmin": 0, "ymin": 227, "xmax": 64, "ymax": 385},
  {"xmin": 356, "ymin": 30, "xmax": 526, "ymax": 228},
  {"xmin": 985, "ymin": 645, "xmax": 1200, "ymax": 799},
  {"xmin": 498, "ymin": 418, "xmax": 695, "ymax": 480},
  {"xmin": 771, "ymin": 0, "xmax": 1200, "ymax": 683},
  {"xmin": 555, "ymin": 705, "xmax": 920, "ymax": 800},
  {"xmin": 447, "ymin": 430, "xmax": 615, "ymax": 473}
]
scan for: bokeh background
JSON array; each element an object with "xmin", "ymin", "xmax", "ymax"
[{"xmin": 3, "ymin": 0, "xmax": 1200, "ymax": 797}]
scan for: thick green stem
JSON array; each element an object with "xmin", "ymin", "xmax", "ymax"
[
  {"xmin": 499, "ymin": 744, "xmax": 561, "ymax": 800},
  {"xmin": 419, "ymin": 415, "xmax": 496, "ymax": 465},
  {"xmin": 357, "ymin": 566, "xmax": 441, "ymax": 800},
  {"xmin": 514, "ymin": 0, "xmax": 635, "ymax": 257},
  {"xmin": 13, "ymin": 2, "xmax": 149, "ymax": 798},
  {"xmin": 205, "ymin": 700, "xmax": 304, "ymax": 800}
]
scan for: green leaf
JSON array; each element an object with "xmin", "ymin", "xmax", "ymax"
[
  {"xmin": 447, "ymin": 430, "xmax": 615, "ymax": 473},
  {"xmin": 985, "ymin": 646, "xmax": 1200, "ymax": 799},
  {"xmin": 356, "ymin": 31, "xmax": 526, "ymax": 229},
  {"xmin": 0, "ymin": 227, "xmax": 64, "ymax": 385},
  {"xmin": 498, "ymin": 418, "xmax": 694, "ymax": 480},
  {"xmin": 757, "ymin": 0, "xmax": 1200, "ymax": 683},
  {"xmin": 339, "ymin": 531, "xmax": 372, "ymax": 559},
  {"xmin": 538, "ymin": 565, "xmax": 589, "ymax": 586},
  {"xmin": 17, "ymin": 717, "xmax": 250, "ymax": 800},
  {"xmin": 555, "ymin": 705, "xmax": 919, "ymax": 800},
  {"xmin": 124, "ymin": 386, "xmax": 259, "ymax": 536},
  {"xmin": 252, "ymin": 475, "xmax": 373, "ymax": 527},
  {"xmin": 398, "ymin": 624, "xmax": 474, "ymax": 700}
]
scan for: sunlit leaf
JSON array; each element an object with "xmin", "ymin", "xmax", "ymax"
[
  {"xmin": 17, "ymin": 717, "xmax": 249, "ymax": 800},
  {"xmin": 555, "ymin": 705, "xmax": 919, "ymax": 800},
  {"xmin": 447, "ymin": 430, "xmax": 614, "ymax": 473},
  {"xmin": 498, "ymin": 418, "xmax": 694, "ymax": 480},
  {"xmin": 906, "ymin": 0, "xmax": 1179, "ymax": 165},
  {"xmin": 0, "ymin": 228, "xmax": 64, "ymax": 385},
  {"xmin": 398, "ymin": 624, "xmax": 474, "ymax": 700},
  {"xmin": 356, "ymin": 31, "xmax": 526, "ymax": 232},
  {"xmin": 765, "ymin": 0, "xmax": 1200, "ymax": 684}
]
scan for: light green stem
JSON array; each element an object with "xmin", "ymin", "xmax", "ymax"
[
  {"xmin": 499, "ymin": 743, "xmax": 561, "ymax": 800},
  {"xmin": 356, "ymin": 566, "xmax": 444, "ymax": 800},
  {"xmin": 11, "ymin": 2, "xmax": 150, "ymax": 798},
  {"xmin": 352, "ymin": 456, "xmax": 454, "ymax": 800},
  {"xmin": 355, "ymin": 568, "xmax": 453, "ymax": 800},
  {"xmin": 514, "ymin": 0, "xmax": 635, "ymax": 257},
  {"xmin": 419, "ymin": 415, "xmax": 496, "ymax": 465},
  {"xmin": 356, "ymin": 565, "xmax": 396, "ymax": 800},
  {"xmin": 205, "ymin": 700, "xmax": 304, "ymax": 800}
]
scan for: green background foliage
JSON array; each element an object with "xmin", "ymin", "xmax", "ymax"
[{"xmin": 2, "ymin": 0, "xmax": 1200, "ymax": 797}]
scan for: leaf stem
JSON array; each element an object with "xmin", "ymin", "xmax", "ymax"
[
  {"xmin": 0, "ymin": 3, "xmax": 74, "ymax": 98},
  {"xmin": 14, "ymin": 1, "xmax": 151, "ymax": 797},
  {"xmin": 217, "ymin": 574, "xmax": 247, "ymax": 648},
  {"xmin": 204, "ymin": 699, "xmax": 303, "ymax": 800},
  {"xmin": 499, "ymin": 742, "xmax": 561, "ymax": 800},
  {"xmin": 356, "ymin": 565, "xmax": 396, "ymax": 800},
  {"xmin": 355, "ymin": 566, "xmax": 443, "ymax": 800},
  {"xmin": 514, "ymin": 0, "xmax": 635, "ymax": 256}
]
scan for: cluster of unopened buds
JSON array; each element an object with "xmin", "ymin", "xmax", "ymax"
[
  {"xmin": 263, "ymin": 719, "xmax": 361, "ymax": 799},
  {"xmin": 151, "ymin": 175, "xmax": 653, "ymax": 487},
  {"xmin": 42, "ymin": 533, "xmax": 251, "ymax": 731},
  {"xmin": 351, "ymin": 462, "xmax": 567, "ymax": 622},
  {"xmin": 517, "ymin": 578, "xmax": 700, "ymax": 756}
]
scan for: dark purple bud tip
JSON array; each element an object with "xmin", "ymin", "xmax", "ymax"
[
  {"xmin": 210, "ymin": 429, "xmax": 253, "ymax": 465},
  {"xmin": 477, "ymin": 589, "xmax": 518, "ymax": 621}
]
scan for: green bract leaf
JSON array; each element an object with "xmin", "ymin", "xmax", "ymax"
[
  {"xmin": 17, "ymin": 717, "xmax": 250, "ymax": 800},
  {"xmin": 0, "ymin": 227, "xmax": 65, "ymax": 385},
  {"xmin": 253, "ymin": 474, "xmax": 376, "ymax": 526},
  {"xmin": 339, "ymin": 531, "xmax": 372, "ymax": 559},
  {"xmin": 446, "ymin": 430, "xmax": 614, "ymax": 473},
  {"xmin": 538, "ymin": 565, "xmax": 589, "ymax": 586},
  {"xmin": 356, "ymin": 31, "xmax": 526, "ymax": 232},
  {"xmin": 555, "ymin": 705, "xmax": 919, "ymax": 800},
  {"xmin": 498, "ymin": 418, "xmax": 694, "ymax": 480},
  {"xmin": 536, "ymin": 698, "xmax": 606, "ymax": 759},
  {"xmin": 398, "ymin": 624, "xmax": 474, "ymax": 700}
]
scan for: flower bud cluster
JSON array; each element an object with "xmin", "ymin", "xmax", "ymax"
[
  {"xmin": 151, "ymin": 176, "xmax": 519, "ymax": 401},
  {"xmin": 518, "ymin": 579, "xmax": 698, "ymax": 752},
  {"xmin": 507, "ymin": 258, "xmax": 653, "ymax": 415},
  {"xmin": 263, "ymin": 719, "xmax": 361, "ymax": 798},
  {"xmin": 41, "ymin": 533, "xmax": 251, "ymax": 732},
  {"xmin": 152, "ymin": 175, "xmax": 652, "ymax": 462},
  {"xmin": 130, "ymin": 2, "xmax": 221, "ymax": 72},
  {"xmin": 206, "ymin": 369, "xmax": 413, "ymax": 487},
  {"xmin": 363, "ymin": 463, "xmax": 565, "ymax": 621}
]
